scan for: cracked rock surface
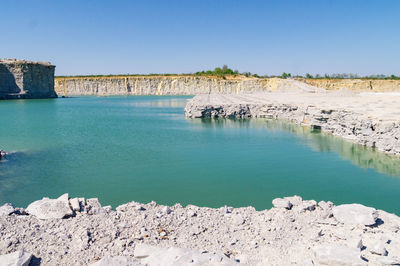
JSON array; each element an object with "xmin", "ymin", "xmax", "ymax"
[{"xmin": 184, "ymin": 92, "xmax": 400, "ymax": 156}]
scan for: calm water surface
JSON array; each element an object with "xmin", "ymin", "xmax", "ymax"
[{"xmin": 1, "ymin": 96, "xmax": 400, "ymax": 214}]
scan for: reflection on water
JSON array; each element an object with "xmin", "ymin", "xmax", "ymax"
[
  {"xmin": 191, "ymin": 118, "xmax": 400, "ymax": 177},
  {"xmin": 123, "ymin": 96, "xmax": 188, "ymax": 108}
]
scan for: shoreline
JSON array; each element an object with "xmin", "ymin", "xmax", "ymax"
[
  {"xmin": 184, "ymin": 92, "xmax": 400, "ymax": 156},
  {"xmin": 1, "ymin": 194, "xmax": 400, "ymax": 265}
]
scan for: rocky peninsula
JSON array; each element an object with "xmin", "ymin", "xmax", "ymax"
[
  {"xmin": 184, "ymin": 91, "xmax": 400, "ymax": 156},
  {"xmin": 1, "ymin": 194, "xmax": 400, "ymax": 265}
]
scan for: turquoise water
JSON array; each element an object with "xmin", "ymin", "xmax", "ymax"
[{"xmin": 1, "ymin": 96, "xmax": 400, "ymax": 214}]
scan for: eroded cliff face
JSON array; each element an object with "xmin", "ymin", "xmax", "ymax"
[
  {"xmin": 300, "ymin": 78, "xmax": 400, "ymax": 92},
  {"xmin": 0, "ymin": 59, "xmax": 57, "ymax": 99},
  {"xmin": 55, "ymin": 76, "xmax": 274, "ymax": 96},
  {"xmin": 54, "ymin": 76, "xmax": 400, "ymax": 96}
]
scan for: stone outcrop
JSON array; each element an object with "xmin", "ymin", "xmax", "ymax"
[
  {"xmin": 1, "ymin": 194, "xmax": 400, "ymax": 265},
  {"xmin": 0, "ymin": 59, "xmax": 57, "ymax": 99},
  {"xmin": 54, "ymin": 75, "xmax": 400, "ymax": 96},
  {"xmin": 25, "ymin": 193, "xmax": 73, "ymax": 219},
  {"xmin": 332, "ymin": 204, "xmax": 378, "ymax": 226},
  {"xmin": 184, "ymin": 92, "xmax": 400, "ymax": 156}
]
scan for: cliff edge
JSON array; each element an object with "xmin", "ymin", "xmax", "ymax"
[{"xmin": 0, "ymin": 59, "xmax": 57, "ymax": 100}]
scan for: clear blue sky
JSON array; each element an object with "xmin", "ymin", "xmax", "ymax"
[{"xmin": 1, "ymin": 0, "xmax": 399, "ymax": 76}]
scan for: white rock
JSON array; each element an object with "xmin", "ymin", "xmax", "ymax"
[
  {"xmin": 231, "ymin": 214, "xmax": 245, "ymax": 225},
  {"xmin": 187, "ymin": 210, "xmax": 196, "ymax": 217},
  {"xmin": 0, "ymin": 250, "xmax": 32, "ymax": 266},
  {"xmin": 134, "ymin": 244, "xmax": 160, "ymax": 257},
  {"xmin": 26, "ymin": 194, "xmax": 73, "ymax": 219},
  {"xmin": 86, "ymin": 198, "xmax": 103, "ymax": 215},
  {"xmin": 89, "ymin": 256, "xmax": 138, "ymax": 266},
  {"xmin": 103, "ymin": 206, "xmax": 113, "ymax": 213},
  {"xmin": 272, "ymin": 198, "xmax": 292, "ymax": 209},
  {"xmin": 347, "ymin": 238, "xmax": 363, "ymax": 249},
  {"xmin": 318, "ymin": 200, "xmax": 334, "ymax": 210},
  {"xmin": 332, "ymin": 204, "xmax": 378, "ymax": 226},
  {"xmin": 135, "ymin": 205, "xmax": 145, "ymax": 211},
  {"xmin": 69, "ymin": 198, "xmax": 80, "ymax": 212},
  {"xmin": 162, "ymin": 206, "xmax": 172, "ymax": 214},
  {"xmin": 140, "ymin": 227, "xmax": 147, "ymax": 235},
  {"xmin": 284, "ymin": 195, "xmax": 303, "ymax": 206},
  {"xmin": 299, "ymin": 200, "xmax": 317, "ymax": 211},
  {"xmin": 312, "ymin": 244, "xmax": 366, "ymax": 265},
  {"xmin": 58, "ymin": 193, "xmax": 69, "ymax": 204},
  {"xmin": 0, "ymin": 203, "xmax": 14, "ymax": 216},
  {"xmin": 376, "ymin": 256, "xmax": 400, "ymax": 265},
  {"xmin": 134, "ymin": 244, "xmax": 237, "ymax": 265},
  {"xmin": 370, "ymin": 242, "xmax": 388, "ymax": 256},
  {"xmin": 78, "ymin": 197, "xmax": 86, "ymax": 206}
]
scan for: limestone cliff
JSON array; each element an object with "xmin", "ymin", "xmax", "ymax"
[
  {"xmin": 299, "ymin": 78, "xmax": 400, "ymax": 92},
  {"xmin": 55, "ymin": 76, "xmax": 274, "ymax": 96},
  {"xmin": 55, "ymin": 76, "xmax": 400, "ymax": 96},
  {"xmin": 0, "ymin": 59, "xmax": 57, "ymax": 99}
]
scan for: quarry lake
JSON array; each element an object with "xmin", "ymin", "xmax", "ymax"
[{"xmin": 1, "ymin": 96, "xmax": 400, "ymax": 214}]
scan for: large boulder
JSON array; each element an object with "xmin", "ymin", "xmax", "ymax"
[
  {"xmin": 272, "ymin": 198, "xmax": 292, "ymax": 209},
  {"xmin": 0, "ymin": 250, "xmax": 32, "ymax": 266},
  {"xmin": 0, "ymin": 203, "xmax": 14, "ymax": 216},
  {"xmin": 89, "ymin": 256, "xmax": 140, "ymax": 266},
  {"xmin": 332, "ymin": 204, "xmax": 378, "ymax": 226},
  {"xmin": 312, "ymin": 244, "xmax": 366, "ymax": 265},
  {"xmin": 26, "ymin": 193, "xmax": 73, "ymax": 219}
]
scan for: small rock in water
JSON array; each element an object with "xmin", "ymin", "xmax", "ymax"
[{"xmin": 0, "ymin": 150, "xmax": 6, "ymax": 159}]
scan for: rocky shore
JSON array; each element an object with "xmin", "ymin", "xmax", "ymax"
[
  {"xmin": 184, "ymin": 92, "xmax": 400, "ymax": 156},
  {"xmin": 1, "ymin": 194, "xmax": 400, "ymax": 265}
]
